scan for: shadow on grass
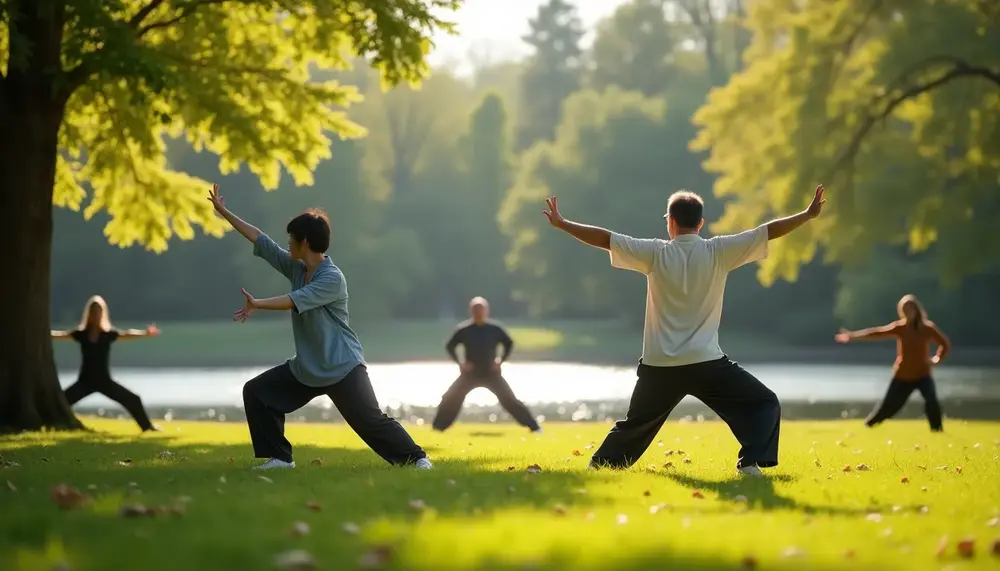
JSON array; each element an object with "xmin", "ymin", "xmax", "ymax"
[{"xmin": 662, "ymin": 472, "xmax": 922, "ymax": 517}]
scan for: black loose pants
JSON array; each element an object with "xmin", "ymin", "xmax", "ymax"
[
  {"xmin": 432, "ymin": 374, "xmax": 539, "ymax": 431},
  {"xmin": 591, "ymin": 357, "xmax": 781, "ymax": 470},
  {"xmin": 242, "ymin": 363, "xmax": 427, "ymax": 465},
  {"xmin": 64, "ymin": 374, "xmax": 155, "ymax": 431},
  {"xmin": 865, "ymin": 376, "xmax": 943, "ymax": 431}
]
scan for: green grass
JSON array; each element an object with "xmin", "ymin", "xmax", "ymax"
[
  {"xmin": 2, "ymin": 419, "xmax": 999, "ymax": 571},
  {"xmin": 54, "ymin": 319, "xmax": 789, "ymax": 368}
]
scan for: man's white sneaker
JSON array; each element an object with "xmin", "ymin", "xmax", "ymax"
[
  {"xmin": 254, "ymin": 458, "xmax": 296, "ymax": 470},
  {"xmin": 738, "ymin": 464, "xmax": 764, "ymax": 477},
  {"xmin": 414, "ymin": 458, "xmax": 433, "ymax": 470}
]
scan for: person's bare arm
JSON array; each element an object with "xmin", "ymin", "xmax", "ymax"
[
  {"xmin": 209, "ymin": 184, "xmax": 262, "ymax": 243},
  {"xmin": 928, "ymin": 323, "xmax": 951, "ymax": 364},
  {"xmin": 50, "ymin": 330, "xmax": 76, "ymax": 340},
  {"xmin": 543, "ymin": 197, "xmax": 611, "ymax": 250},
  {"xmin": 766, "ymin": 185, "xmax": 826, "ymax": 240},
  {"xmin": 116, "ymin": 324, "xmax": 160, "ymax": 340},
  {"xmin": 835, "ymin": 323, "xmax": 900, "ymax": 343}
]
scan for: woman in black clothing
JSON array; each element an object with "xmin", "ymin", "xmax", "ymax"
[{"xmin": 52, "ymin": 295, "xmax": 160, "ymax": 431}]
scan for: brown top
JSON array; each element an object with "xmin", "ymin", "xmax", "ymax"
[{"xmin": 853, "ymin": 320, "xmax": 951, "ymax": 380}]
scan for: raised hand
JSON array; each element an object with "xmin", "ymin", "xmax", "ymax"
[
  {"xmin": 834, "ymin": 328, "xmax": 851, "ymax": 344},
  {"xmin": 146, "ymin": 323, "xmax": 160, "ymax": 337},
  {"xmin": 806, "ymin": 184, "xmax": 826, "ymax": 219},
  {"xmin": 208, "ymin": 184, "xmax": 226, "ymax": 214},
  {"xmin": 542, "ymin": 196, "xmax": 565, "ymax": 227},
  {"xmin": 233, "ymin": 288, "xmax": 256, "ymax": 323}
]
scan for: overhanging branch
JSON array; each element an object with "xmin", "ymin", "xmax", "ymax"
[{"xmin": 831, "ymin": 57, "xmax": 1000, "ymax": 176}]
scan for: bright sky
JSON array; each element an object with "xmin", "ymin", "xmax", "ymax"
[{"xmin": 427, "ymin": 0, "xmax": 628, "ymax": 74}]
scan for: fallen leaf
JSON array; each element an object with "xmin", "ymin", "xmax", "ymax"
[
  {"xmin": 856, "ymin": 464, "xmax": 871, "ymax": 471},
  {"xmin": 572, "ymin": 450, "xmax": 582, "ymax": 456},
  {"xmin": 974, "ymin": 443, "xmax": 982, "ymax": 449},
  {"xmin": 258, "ymin": 476, "xmax": 273, "ymax": 483},
  {"xmin": 900, "ymin": 476, "xmax": 909, "ymax": 483},
  {"xmin": 643, "ymin": 490, "xmax": 651, "ymax": 497},
  {"xmin": 310, "ymin": 458, "xmax": 323, "ymax": 467},
  {"xmin": 6, "ymin": 480, "xmax": 16, "ymax": 492},
  {"xmin": 227, "ymin": 457, "xmax": 235, "ymax": 464},
  {"xmin": 936, "ymin": 536, "xmax": 949, "ymax": 558},
  {"xmin": 919, "ymin": 506, "xmax": 929, "ymax": 514},
  {"xmin": 649, "ymin": 503, "xmax": 668, "ymax": 514},
  {"xmin": 119, "ymin": 504, "xmax": 151, "ymax": 518},
  {"xmin": 891, "ymin": 505, "xmax": 902, "ymax": 513},
  {"xmin": 305, "ymin": 500, "xmax": 321, "ymax": 512},
  {"xmin": 357, "ymin": 545, "xmax": 392, "ymax": 569},
  {"xmin": 955, "ymin": 466, "xmax": 963, "ymax": 474},
  {"xmin": 677, "ymin": 450, "xmax": 686, "ymax": 455},
  {"xmin": 408, "ymin": 499, "xmax": 426, "ymax": 512},
  {"xmin": 987, "ymin": 517, "xmax": 999, "ymax": 527},
  {"xmin": 0, "ymin": 459, "xmax": 20, "ymax": 468},
  {"xmin": 219, "ymin": 476, "xmax": 227, "ymax": 484},
  {"xmin": 914, "ymin": 444, "xmax": 921, "ymax": 450},
  {"xmin": 921, "ymin": 486, "xmax": 928, "ymax": 492},
  {"xmin": 525, "ymin": 464, "xmax": 542, "ymax": 474},
  {"xmin": 342, "ymin": 522, "xmax": 360, "ymax": 535},
  {"xmin": 844, "ymin": 549, "xmax": 856, "ymax": 559},
  {"xmin": 290, "ymin": 521, "xmax": 310, "ymax": 537},
  {"xmin": 813, "ymin": 458, "xmax": 822, "ymax": 467},
  {"xmin": 781, "ymin": 547, "xmax": 805, "ymax": 558},
  {"xmin": 990, "ymin": 538, "xmax": 1000, "ymax": 557},
  {"xmin": 50, "ymin": 484, "xmax": 88, "ymax": 510},
  {"xmin": 866, "ymin": 513, "xmax": 882, "ymax": 523},
  {"xmin": 957, "ymin": 538, "xmax": 975, "ymax": 558},
  {"xmin": 157, "ymin": 451, "xmax": 173, "ymax": 459},
  {"xmin": 273, "ymin": 549, "xmax": 317, "ymax": 570},
  {"xmin": 916, "ymin": 465, "xmax": 927, "ymax": 470},
  {"xmin": 507, "ymin": 466, "xmax": 515, "ymax": 471},
  {"xmin": 692, "ymin": 490, "xmax": 705, "ymax": 499},
  {"xmin": 553, "ymin": 504, "xmax": 567, "ymax": 516},
  {"xmin": 445, "ymin": 479, "xmax": 457, "ymax": 487},
  {"xmin": 935, "ymin": 465, "xmax": 949, "ymax": 470},
  {"xmin": 741, "ymin": 555, "xmax": 757, "ymax": 569},
  {"xmin": 683, "ymin": 457, "xmax": 692, "ymax": 464},
  {"xmin": 662, "ymin": 462, "xmax": 674, "ymax": 469},
  {"xmin": 664, "ymin": 450, "xmax": 675, "ymax": 456},
  {"xmin": 117, "ymin": 461, "xmax": 131, "ymax": 467},
  {"xmin": 842, "ymin": 465, "xmax": 852, "ymax": 472}
]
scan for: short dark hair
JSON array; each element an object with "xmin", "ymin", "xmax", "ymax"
[
  {"xmin": 286, "ymin": 208, "xmax": 330, "ymax": 253},
  {"xmin": 666, "ymin": 191, "xmax": 704, "ymax": 229}
]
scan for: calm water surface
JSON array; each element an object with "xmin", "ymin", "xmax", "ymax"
[{"xmin": 59, "ymin": 361, "xmax": 1000, "ymax": 410}]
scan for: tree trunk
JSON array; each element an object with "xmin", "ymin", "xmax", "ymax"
[
  {"xmin": 0, "ymin": 1, "xmax": 81, "ymax": 433},
  {"xmin": 0, "ymin": 103, "xmax": 82, "ymax": 433}
]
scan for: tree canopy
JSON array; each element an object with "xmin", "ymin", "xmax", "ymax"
[
  {"xmin": 691, "ymin": 0, "xmax": 1000, "ymax": 285},
  {"xmin": 1, "ymin": 0, "xmax": 459, "ymax": 251}
]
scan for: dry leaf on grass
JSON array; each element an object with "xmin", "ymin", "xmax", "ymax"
[
  {"xmin": 305, "ymin": 500, "xmax": 321, "ymax": 512},
  {"xmin": 643, "ymin": 490, "xmax": 651, "ymax": 497},
  {"xmin": 987, "ymin": 517, "xmax": 999, "ymax": 527},
  {"xmin": 119, "ymin": 504, "xmax": 153, "ymax": 518},
  {"xmin": 740, "ymin": 556, "xmax": 757, "ymax": 568},
  {"xmin": 936, "ymin": 536, "xmax": 949, "ymax": 558},
  {"xmin": 258, "ymin": 476, "xmax": 273, "ymax": 483},
  {"xmin": 692, "ymin": 490, "xmax": 705, "ymax": 499},
  {"xmin": 865, "ymin": 513, "xmax": 882, "ymax": 523},
  {"xmin": 683, "ymin": 457, "xmax": 692, "ymax": 464},
  {"xmin": 990, "ymin": 538, "xmax": 1000, "ymax": 557},
  {"xmin": 957, "ymin": 538, "xmax": 975, "ymax": 558},
  {"xmin": 572, "ymin": 450, "xmax": 582, "ymax": 456},
  {"xmin": 553, "ymin": 504, "xmax": 567, "ymax": 516},
  {"xmin": 342, "ymin": 522, "xmax": 360, "ymax": 535},
  {"xmin": 526, "ymin": 464, "xmax": 542, "ymax": 474},
  {"xmin": 273, "ymin": 549, "xmax": 317, "ymax": 570},
  {"xmin": 290, "ymin": 521, "xmax": 310, "ymax": 537},
  {"xmin": 50, "ymin": 484, "xmax": 89, "ymax": 511},
  {"xmin": 357, "ymin": 545, "xmax": 393, "ymax": 569},
  {"xmin": 956, "ymin": 466, "xmax": 963, "ymax": 474},
  {"xmin": 856, "ymin": 464, "xmax": 871, "ymax": 471},
  {"xmin": 900, "ymin": 476, "xmax": 909, "ymax": 483},
  {"xmin": 310, "ymin": 458, "xmax": 323, "ymax": 467},
  {"xmin": 6, "ymin": 480, "xmax": 16, "ymax": 492},
  {"xmin": 842, "ymin": 465, "xmax": 852, "ymax": 472},
  {"xmin": 664, "ymin": 450, "xmax": 675, "ymax": 456},
  {"xmin": 157, "ymin": 451, "xmax": 172, "ymax": 459}
]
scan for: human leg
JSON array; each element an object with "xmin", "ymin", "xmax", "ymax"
[{"xmin": 242, "ymin": 363, "xmax": 319, "ymax": 464}]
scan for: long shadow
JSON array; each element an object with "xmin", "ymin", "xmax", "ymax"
[{"xmin": 661, "ymin": 472, "xmax": 920, "ymax": 517}]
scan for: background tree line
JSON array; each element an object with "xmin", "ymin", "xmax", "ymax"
[{"xmin": 49, "ymin": 0, "xmax": 1000, "ymax": 348}]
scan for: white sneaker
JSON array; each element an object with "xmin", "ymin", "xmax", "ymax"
[
  {"xmin": 254, "ymin": 458, "xmax": 295, "ymax": 470},
  {"xmin": 738, "ymin": 464, "xmax": 764, "ymax": 477},
  {"xmin": 414, "ymin": 458, "xmax": 433, "ymax": 470}
]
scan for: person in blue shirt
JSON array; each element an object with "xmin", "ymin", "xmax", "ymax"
[{"xmin": 209, "ymin": 185, "xmax": 431, "ymax": 470}]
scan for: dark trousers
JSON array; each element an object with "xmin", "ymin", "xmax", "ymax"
[
  {"xmin": 866, "ymin": 376, "xmax": 943, "ymax": 431},
  {"xmin": 242, "ymin": 363, "xmax": 427, "ymax": 465},
  {"xmin": 64, "ymin": 374, "xmax": 155, "ymax": 431},
  {"xmin": 432, "ymin": 373, "xmax": 540, "ymax": 431},
  {"xmin": 592, "ymin": 357, "xmax": 781, "ymax": 470}
]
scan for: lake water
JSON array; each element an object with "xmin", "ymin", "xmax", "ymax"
[{"xmin": 59, "ymin": 361, "xmax": 1000, "ymax": 410}]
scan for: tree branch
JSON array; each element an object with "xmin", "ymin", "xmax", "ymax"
[
  {"xmin": 136, "ymin": 0, "xmax": 236, "ymax": 38},
  {"xmin": 128, "ymin": 0, "xmax": 167, "ymax": 29},
  {"xmin": 832, "ymin": 57, "xmax": 1000, "ymax": 175}
]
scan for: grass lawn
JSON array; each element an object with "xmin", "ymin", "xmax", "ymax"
[{"xmin": 2, "ymin": 419, "xmax": 999, "ymax": 571}]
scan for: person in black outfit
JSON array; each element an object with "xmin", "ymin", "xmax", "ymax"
[
  {"xmin": 52, "ymin": 295, "xmax": 160, "ymax": 432},
  {"xmin": 432, "ymin": 297, "xmax": 541, "ymax": 432}
]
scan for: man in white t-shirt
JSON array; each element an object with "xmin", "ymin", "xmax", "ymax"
[{"xmin": 542, "ymin": 186, "xmax": 826, "ymax": 476}]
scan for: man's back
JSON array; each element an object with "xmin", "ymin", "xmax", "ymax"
[{"xmin": 609, "ymin": 226, "xmax": 769, "ymax": 366}]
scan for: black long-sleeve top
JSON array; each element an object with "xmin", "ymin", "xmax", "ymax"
[{"xmin": 445, "ymin": 320, "xmax": 513, "ymax": 376}]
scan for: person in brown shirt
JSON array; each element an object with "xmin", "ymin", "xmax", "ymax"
[{"xmin": 835, "ymin": 294, "xmax": 951, "ymax": 431}]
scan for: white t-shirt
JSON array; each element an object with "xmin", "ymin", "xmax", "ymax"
[{"xmin": 609, "ymin": 226, "xmax": 769, "ymax": 367}]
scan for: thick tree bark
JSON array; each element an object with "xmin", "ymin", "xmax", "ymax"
[{"xmin": 0, "ymin": 1, "xmax": 83, "ymax": 433}]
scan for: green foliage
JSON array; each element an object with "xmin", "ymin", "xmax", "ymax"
[
  {"xmin": 515, "ymin": 0, "xmax": 584, "ymax": 151},
  {"xmin": 691, "ymin": 0, "xmax": 1000, "ymax": 284},
  {"xmin": 589, "ymin": 0, "xmax": 680, "ymax": 96},
  {"xmin": 2, "ymin": 0, "xmax": 460, "ymax": 252}
]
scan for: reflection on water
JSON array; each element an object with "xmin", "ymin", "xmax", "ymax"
[{"xmin": 59, "ymin": 361, "xmax": 1000, "ymax": 409}]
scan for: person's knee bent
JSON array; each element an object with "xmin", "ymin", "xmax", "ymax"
[{"xmin": 242, "ymin": 379, "xmax": 260, "ymax": 407}]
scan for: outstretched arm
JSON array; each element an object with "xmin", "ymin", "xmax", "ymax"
[
  {"xmin": 543, "ymin": 197, "xmax": 611, "ymax": 250},
  {"xmin": 209, "ymin": 184, "xmax": 262, "ymax": 243},
  {"xmin": 116, "ymin": 324, "xmax": 161, "ymax": 340},
  {"xmin": 835, "ymin": 323, "xmax": 899, "ymax": 343},
  {"xmin": 51, "ymin": 330, "xmax": 76, "ymax": 340},
  {"xmin": 928, "ymin": 323, "xmax": 951, "ymax": 364},
  {"xmin": 765, "ymin": 185, "xmax": 826, "ymax": 240}
]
